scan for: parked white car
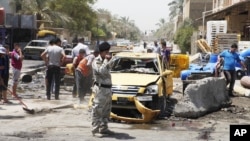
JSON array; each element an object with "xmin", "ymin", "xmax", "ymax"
[{"xmin": 23, "ymin": 40, "xmax": 49, "ymax": 60}]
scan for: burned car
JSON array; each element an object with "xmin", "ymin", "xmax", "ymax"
[{"xmin": 89, "ymin": 52, "xmax": 173, "ymax": 123}]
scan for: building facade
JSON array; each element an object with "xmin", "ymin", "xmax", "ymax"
[
  {"xmin": 205, "ymin": 0, "xmax": 250, "ymax": 41},
  {"xmin": 213, "ymin": 0, "xmax": 247, "ymax": 12},
  {"xmin": 183, "ymin": 0, "xmax": 213, "ymax": 28}
]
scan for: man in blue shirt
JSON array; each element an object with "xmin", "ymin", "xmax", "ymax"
[{"xmin": 219, "ymin": 43, "xmax": 246, "ymax": 97}]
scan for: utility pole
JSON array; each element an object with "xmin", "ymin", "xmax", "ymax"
[{"xmin": 202, "ymin": 1, "xmax": 213, "ymax": 39}]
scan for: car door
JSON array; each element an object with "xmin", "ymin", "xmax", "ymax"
[{"xmin": 160, "ymin": 56, "xmax": 173, "ymax": 95}]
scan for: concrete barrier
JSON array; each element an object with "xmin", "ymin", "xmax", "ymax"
[{"xmin": 174, "ymin": 77, "xmax": 230, "ymax": 118}]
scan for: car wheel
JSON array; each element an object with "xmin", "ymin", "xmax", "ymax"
[{"xmin": 149, "ymin": 95, "xmax": 167, "ymax": 118}]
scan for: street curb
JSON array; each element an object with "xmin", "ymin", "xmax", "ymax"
[
  {"xmin": 21, "ymin": 66, "xmax": 46, "ymax": 75},
  {"xmin": 51, "ymin": 103, "xmax": 74, "ymax": 109}
]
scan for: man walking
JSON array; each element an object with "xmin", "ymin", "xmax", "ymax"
[
  {"xmin": 91, "ymin": 42, "xmax": 114, "ymax": 136},
  {"xmin": 219, "ymin": 43, "xmax": 246, "ymax": 97},
  {"xmin": 73, "ymin": 49, "xmax": 89, "ymax": 103},
  {"xmin": 41, "ymin": 38, "xmax": 65, "ymax": 100},
  {"xmin": 71, "ymin": 38, "xmax": 90, "ymax": 96}
]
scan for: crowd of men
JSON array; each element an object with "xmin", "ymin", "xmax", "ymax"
[
  {"xmin": 0, "ymin": 39, "xmax": 172, "ymax": 104},
  {"xmin": 40, "ymin": 37, "xmax": 97, "ymax": 102}
]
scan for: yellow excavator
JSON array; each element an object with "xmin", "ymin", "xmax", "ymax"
[{"xmin": 37, "ymin": 30, "xmax": 57, "ymax": 41}]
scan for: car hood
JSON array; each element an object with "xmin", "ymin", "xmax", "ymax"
[{"xmin": 111, "ymin": 73, "xmax": 159, "ymax": 86}]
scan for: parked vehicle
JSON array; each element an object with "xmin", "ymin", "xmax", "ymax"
[
  {"xmin": 62, "ymin": 48, "xmax": 73, "ymax": 66},
  {"xmin": 23, "ymin": 40, "xmax": 49, "ymax": 60}
]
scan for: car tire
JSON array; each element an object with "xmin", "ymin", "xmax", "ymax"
[{"xmin": 149, "ymin": 95, "xmax": 167, "ymax": 118}]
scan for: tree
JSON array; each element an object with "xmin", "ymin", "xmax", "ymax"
[
  {"xmin": 94, "ymin": 8, "xmax": 112, "ymax": 39},
  {"xmin": 11, "ymin": 0, "xmax": 141, "ymax": 41},
  {"xmin": 155, "ymin": 18, "xmax": 166, "ymax": 27},
  {"xmin": 168, "ymin": 0, "xmax": 184, "ymax": 20},
  {"xmin": 154, "ymin": 21, "xmax": 175, "ymax": 41},
  {"xmin": 14, "ymin": 0, "xmax": 71, "ymax": 28},
  {"xmin": 174, "ymin": 19, "xmax": 195, "ymax": 53},
  {"xmin": 53, "ymin": 0, "xmax": 97, "ymax": 34}
]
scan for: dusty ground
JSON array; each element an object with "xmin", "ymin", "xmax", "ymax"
[{"xmin": 1, "ymin": 72, "xmax": 250, "ymax": 141}]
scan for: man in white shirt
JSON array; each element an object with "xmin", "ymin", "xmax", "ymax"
[
  {"xmin": 72, "ymin": 38, "xmax": 90, "ymax": 58},
  {"xmin": 41, "ymin": 38, "xmax": 65, "ymax": 100},
  {"xmin": 152, "ymin": 41, "xmax": 161, "ymax": 55},
  {"xmin": 71, "ymin": 38, "xmax": 90, "ymax": 97}
]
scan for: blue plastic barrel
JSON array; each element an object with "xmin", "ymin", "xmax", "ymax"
[
  {"xmin": 209, "ymin": 54, "xmax": 218, "ymax": 63},
  {"xmin": 180, "ymin": 70, "xmax": 191, "ymax": 80}
]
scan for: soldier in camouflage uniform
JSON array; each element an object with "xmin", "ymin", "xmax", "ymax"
[{"xmin": 91, "ymin": 42, "xmax": 114, "ymax": 136}]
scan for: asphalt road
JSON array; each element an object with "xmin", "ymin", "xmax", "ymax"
[{"xmin": 1, "ymin": 56, "xmax": 250, "ymax": 141}]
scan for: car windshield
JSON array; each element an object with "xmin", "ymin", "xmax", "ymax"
[
  {"xmin": 110, "ymin": 57, "xmax": 159, "ymax": 74},
  {"xmin": 28, "ymin": 41, "xmax": 48, "ymax": 47}
]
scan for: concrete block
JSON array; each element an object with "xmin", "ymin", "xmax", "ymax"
[{"xmin": 174, "ymin": 77, "xmax": 229, "ymax": 118}]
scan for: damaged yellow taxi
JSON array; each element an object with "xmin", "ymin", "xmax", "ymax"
[{"xmin": 89, "ymin": 52, "xmax": 174, "ymax": 123}]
